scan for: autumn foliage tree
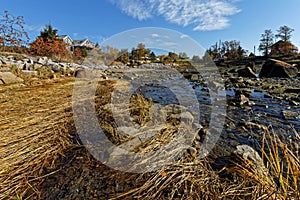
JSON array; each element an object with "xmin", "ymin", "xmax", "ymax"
[{"xmin": 30, "ymin": 24, "xmax": 70, "ymax": 60}]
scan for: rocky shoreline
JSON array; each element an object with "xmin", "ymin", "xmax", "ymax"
[{"xmin": 1, "ymin": 53, "xmax": 299, "ymax": 199}]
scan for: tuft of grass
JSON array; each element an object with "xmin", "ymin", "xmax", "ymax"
[
  {"xmin": 129, "ymin": 93, "xmax": 153, "ymax": 126},
  {"xmin": 262, "ymin": 128, "xmax": 300, "ymax": 199}
]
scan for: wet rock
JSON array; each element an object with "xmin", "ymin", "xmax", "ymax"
[
  {"xmin": 0, "ymin": 72, "xmax": 23, "ymax": 84},
  {"xmin": 237, "ymin": 67, "xmax": 257, "ymax": 78},
  {"xmin": 264, "ymin": 93, "xmax": 273, "ymax": 98},
  {"xmin": 281, "ymin": 110, "xmax": 299, "ymax": 120},
  {"xmin": 237, "ymin": 94, "xmax": 255, "ymax": 106},
  {"xmin": 284, "ymin": 88, "xmax": 300, "ymax": 93},
  {"xmin": 191, "ymin": 74, "xmax": 199, "ymax": 81},
  {"xmin": 241, "ymin": 121, "xmax": 267, "ymax": 130},
  {"xmin": 259, "ymin": 59, "xmax": 298, "ymax": 78},
  {"xmin": 235, "ymin": 88, "xmax": 252, "ymax": 97},
  {"xmin": 289, "ymin": 100, "xmax": 299, "ymax": 106}
]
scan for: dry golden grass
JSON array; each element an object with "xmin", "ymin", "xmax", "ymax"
[
  {"xmin": 129, "ymin": 93, "xmax": 153, "ymax": 126},
  {"xmin": 0, "ymin": 74, "xmax": 299, "ymax": 200},
  {"xmin": 0, "ymin": 78, "xmax": 75, "ymax": 199},
  {"xmin": 226, "ymin": 127, "xmax": 300, "ymax": 199},
  {"xmin": 261, "ymin": 128, "xmax": 300, "ymax": 199},
  {"xmin": 111, "ymin": 157, "xmax": 223, "ymax": 200},
  {"xmin": 112, "ymin": 127, "xmax": 300, "ymax": 200}
]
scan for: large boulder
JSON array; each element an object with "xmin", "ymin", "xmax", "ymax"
[
  {"xmin": 0, "ymin": 72, "xmax": 23, "ymax": 84},
  {"xmin": 74, "ymin": 69, "xmax": 95, "ymax": 78},
  {"xmin": 259, "ymin": 59, "xmax": 298, "ymax": 78}
]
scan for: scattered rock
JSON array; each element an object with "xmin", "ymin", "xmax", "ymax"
[
  {"xmin": 237, "ymin": 67, "xmax": 257, "ymax": 78},
  {"xmin": 229, "ymin": 145, "xmax": 274, "ymax": 185},
  {"xmin": 237, "ymin": 94, "xmax": 255, "ymax": 106},
  {"xmin": 289, "ymin": 100, "xmax": 299, "ymax": 106},
  {"xmin": 0, "ymin": 72, "xmax": 23, "ymax": 84},
  {"xmin": 191, "ymin": 74, "xmax": 199, "ymax": 81},
  {"xmin": 37, "ymin": 57, "xmax": 49, "ymax": 65},
  {"xmin": 233, "ymin": 145, "xmax": 262, "ymax": 164},
  {"xmin": 259, "ymin": 59, "xmax": 298, "ymax": 78},
  {"xmin": 171, "ymin": 111, "xmax": 194, "ymax": 125},
  {"xmin": 75, "ymin": 69, "xmax": 95, "ymax": 78},
  {"xmin": 241, "ymin": 121, "xmax": 267, "ymax": 130},
  {"xmin": 281, "ymin": 110, "xmax": 299, "ymax": 120}
]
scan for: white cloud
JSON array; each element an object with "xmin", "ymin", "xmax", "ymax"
[
  {"xmin": 151, "ymin": 33, "xmax": 160, "ymax": 38},
  {"xmin": 180, "ymin": 34, "xmax": 189, "ymax": 39},
  {"xmin": 108, "ymin": 0, "xmax": 240, "ymax": 31}
]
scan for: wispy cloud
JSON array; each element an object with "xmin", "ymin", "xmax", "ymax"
[
  {"xmin": 24, "ymin": 24, "xmax": 43, "ymax": 32},
  {"xmin": 108, "ymin": 0, "xmax": 240, "ymax": 31}
]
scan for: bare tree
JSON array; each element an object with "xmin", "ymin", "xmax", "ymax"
[{"xmin": 0, "ymin": 10, "xmax": 29, "ymax": 50}]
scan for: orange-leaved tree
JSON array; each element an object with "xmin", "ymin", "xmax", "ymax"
[{"xmin": 30, "ymin": 24, "xmax": 70, "ymax": 61}]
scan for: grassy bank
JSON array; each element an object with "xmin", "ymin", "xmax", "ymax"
[{"xmin": 0, "ymin": 77, "xmax": 299, "ymax": 199}]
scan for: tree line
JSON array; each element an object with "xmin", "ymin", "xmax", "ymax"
[{"xmin": 0, "ymin": 10, "xmax": 299, "ymax": 64}]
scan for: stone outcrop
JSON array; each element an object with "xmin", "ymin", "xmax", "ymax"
[{"xmin": 259, "ymin": 59, "xmax": 298, "ymax": 78}]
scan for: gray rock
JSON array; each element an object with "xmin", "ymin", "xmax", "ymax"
[
  {"xmin": 282, "ymin": 110, "xmax": 299, "ymax": 120},
  {"xmin": 75, "ymin": 69, "xmax": 95, "ymax": 78},
  {"xmin": 0, "ymin": 72, "xmax": 23, "ymax": 84},
  {"xmin": 22, "ymin": 70, "xmax": 38, "ymax": 76},
  {"xmin": 37, "ymin": 57, "xmax": 49, "ymax": 65},
  {"xmin": 171, "ymin": 111, "xmax": 194, "ymax": 126},
  {"xmin": 49, "ymin": 63, "xmax": 61, "ymax": 73},
  {"xmin": 22, "ymin": 58, "xmax": 34, "ymax": 64},
  {"xmin": 234, "ymin": 145, "xmax": 262, "ymax": 164},
  {"xmin": 191, "ymin": 74, "xmax": 199, "ymax": 81}
]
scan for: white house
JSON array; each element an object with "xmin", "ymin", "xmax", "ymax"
[{"xmin": 58, "ymin": 35, "xmax": 95, "ymax": 50}]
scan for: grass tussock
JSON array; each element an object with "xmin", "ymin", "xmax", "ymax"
[
  {"xmin": 129, "ymin": 93, "xmax": 153, "ymax": 126},
  {"xmin": 0, "ymin": 78, "xmax": 75, "ymax": 199},
  {"xmin": 112, "ymin": 157, "xmax": 223, "ymax": 200},
  {"xmin": 225, "ymin": 127, "xmax": 300, "ymax": 199},
  {"xmin": 261, "ymin": 128, "xmax": 300, "ymax": 198}
]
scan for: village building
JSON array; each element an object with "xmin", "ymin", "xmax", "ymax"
[
  {"xmin": 270, "ymin": 40, "xmax": 298, "ymax": 55},
  {"xmin": 58, "ymin": 35, "xmax": 95, "ymax": 51}
]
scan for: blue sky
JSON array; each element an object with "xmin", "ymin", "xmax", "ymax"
[{"xmin": 1, "ymin": 0, "xmax": 300, "ymax": 56}]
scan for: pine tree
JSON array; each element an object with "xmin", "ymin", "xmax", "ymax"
[{"xmin": 258, "ymin": 29, "xmax": 274, "ymax": 57}]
